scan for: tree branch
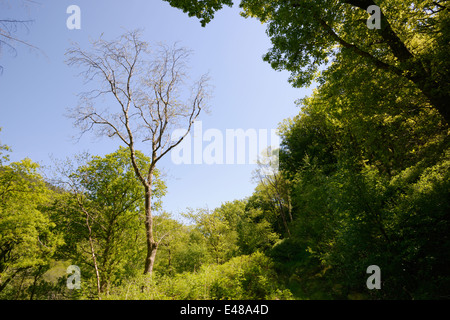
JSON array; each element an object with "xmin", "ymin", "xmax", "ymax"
[{"xmin": 317, "ymin": 17, "xmax": 403, "ymax": 77}]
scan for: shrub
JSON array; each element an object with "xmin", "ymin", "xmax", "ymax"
[{"xmin": 106, "ymin": 252, "xmax": 293, "ymax": 300}]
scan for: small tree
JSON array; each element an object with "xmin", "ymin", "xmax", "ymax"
[{"xmin": 66, "ymin": 30, "xmax": 211, "ymax": 274}]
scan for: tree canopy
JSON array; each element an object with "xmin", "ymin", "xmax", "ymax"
[{"xmin": 164, "ymin": 0, "xmax": 450, "ymax": 122}]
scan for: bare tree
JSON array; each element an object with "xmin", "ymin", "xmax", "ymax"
[
  {"xmin": 0, "ymin": 0, "xmax": 40, "ymax": 73},
  {"xmin": 66, "ymin": 30, "xmax": 211, "ymax": 274}
]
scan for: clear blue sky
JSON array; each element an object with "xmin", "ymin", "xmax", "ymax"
[{"xmin": 0, "ymin": 0, "xmax": 313, "ymax": 219}]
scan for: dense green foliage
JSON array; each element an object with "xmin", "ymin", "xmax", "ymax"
[
  {"xmin": 165, "ymin": 0, "xmax": 450, "ymax": 122},
  {"xmin": 0, "ymin": 141, "xmax": 63, "ymax": 299},
  {"xmin": 160, "ymin": 0, "xmax": 450, "ymax": 299},
  {"xmin": 274, "ymin": 84, "xmax": 449, "ymax": 299},
  {"xmin": 1, "ymin": 0, "xmax": 449, "ymax": 300},
  {"xmin": 0, "ymin": 143, "xmax": 291, "ymax": 299},
  {"xmin": 106, "ymin": 252, "xmax": 292, "ymax": 300}
]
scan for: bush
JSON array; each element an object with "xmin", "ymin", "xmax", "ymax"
[{"xmin": 106, "ymin": 252, "xmax": 293, "ymax": 300}]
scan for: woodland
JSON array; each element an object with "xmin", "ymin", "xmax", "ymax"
[{"xmin": 0, "ymin": 0, "xmax": 449, "ymax": 300}]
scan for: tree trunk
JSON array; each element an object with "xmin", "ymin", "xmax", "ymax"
[
  {"xmin": 144, "ymin": 240, "xmax": 158, "ymax": 275},
  {"xmin": 143, "ymin": 178, "xmax": 158, "ymax": 275},
  {"xmin": 29, "ymin": 266, "xmax": 43, "ymax": 300},
  {"xmin": 76, "ymin": 195, "xmax": 101, "ymax": 299},
  {"xmin": 87, "ymin": 218, "xmax": 102, "ymax": 299}
]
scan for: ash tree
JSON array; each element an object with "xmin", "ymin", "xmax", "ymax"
[{"xmin": 66, "ymin": 30, "xmax": 211, "ymax": 275}]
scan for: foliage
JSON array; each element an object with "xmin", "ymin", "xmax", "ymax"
[
  {"xmin": 2, "ymin": 0, "xmax": 450, "ymax": 300},
  {"xmin": 106, "ymin": 252, "xmax": 293, "ymax": 300},
  {"xmin": 165, "ymin": 0, "xmax": 450, "ymax": 122},
  {"xmin": 272, "ymin": 56, "xmax": 450, "ymax": 298},
  {"xmin": 50, "ymin": 147, "xmax": 166, "ymax": 298},
  {"xmin": 182, "ymin": 207, "xmax": 240, "ymax": 264},
  {"xmin": 0, "ymin": 129, "xmax": 11, "ymax": 165},
  {"xmin": 163, "ymin": 0, "xmax": 233, "ymax": 26},
  {"xmin": 0, "ymin": 155, "xmax": 63, "ymax": 299}
]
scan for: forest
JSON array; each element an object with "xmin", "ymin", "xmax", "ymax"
[{"xmin": 1, "ymin": 0, "xmax": 449, "ymax": 300}]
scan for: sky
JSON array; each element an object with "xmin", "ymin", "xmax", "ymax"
[{"xmin": 0, "ymin": 0, "xmax": 313, "ymax": 220}]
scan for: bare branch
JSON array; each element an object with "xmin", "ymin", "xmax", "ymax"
[{"xmin": 0, "ymin": 0, "xmax": 41, "ymax": 72}]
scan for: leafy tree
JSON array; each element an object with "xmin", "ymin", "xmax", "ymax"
[
  {"xmin": 236, "ymin": 205, "xmax": 280, "ymax": 255},
  {"xmin": 273, "ymin": 56, "xmax": 450, "ymax": 298},
  {"xmin": 252, "ymin": 148, "xmax": 294, "ymax": 237},
  {"xmin": 164, "ymin": 0, "xmax": 450, "ymax": 123},
  {"xmin": 0, "ymin": 156, "xmax": 62, "ymax": 298},
  {"xmin": 0, "ymin": 128, "xmax": 11, "ymax": 165},
  {"xmin": 162, "ymin": 0, "xmax": 233, "ymax": 26},
  {"xmin": 51, "ymin": 147, "xmax": 166, "ymax": 297},
  {"xmin": 172, "ymin": 236, "xmax": 211, "ymax": 273},
  {"xmin": 180, "ymin": 200, "xmax": 280, "ymax": 267},
  {"xmin": 152, "ymin": 212, "xmax": 193, "ymax": 275},
  {"xmin": 182, "ymin": 207, "xmax": 239, "ymax": 264},
  {"xmin": 212, "ymin": 199, "xmax": 279, "ymax": 255}
]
